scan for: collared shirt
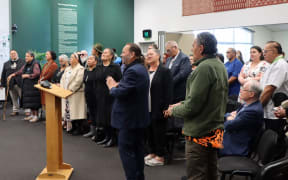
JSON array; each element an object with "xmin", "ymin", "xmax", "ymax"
[
  {"xmin": 168, "ymin": 51, "xmax": 180, "ymax": 69},
  {"xmin": 260, "ymin": 56, "xmax": 288, "ymax": 119},
  {"xmin": 225, "ymin": 58, "xmax": 243, "ymax": 96}
]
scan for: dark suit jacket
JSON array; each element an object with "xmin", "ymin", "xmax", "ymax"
[
  {"xmin": 111, "ymin": 60, "xmax": 150, "ymax": 129},
  {"xmin": 150, "ymin": 65, "xmax": 173, "ymax": 121},
  {"xmin": 1, "ymin": 58, "xmax": 25, "ymax": 88},
  {"xmin": 220, "ymin": 100, "xmax": 264, "ymax": 156},
  {"xmin": 165, "ymin": 51, "xmax": 191, "ymax": 103}
]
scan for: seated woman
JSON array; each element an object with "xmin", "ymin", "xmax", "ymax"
[
  {"xmin": 8, "ymin": 51, "xmax": 41, "ymax": 122},
  {"xmin": 144, "ymin": 48, "xmax": 173, "ymax": 166},
  {"xmin": 60, "ymin": 53, "xmax": 86, "ymax": 135},
  {"xmin": 220, "ymin": 80, "xmax": 264, "ymax": 157}
]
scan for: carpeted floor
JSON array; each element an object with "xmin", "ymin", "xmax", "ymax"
[{"xmin": 0, "ymin": 106, "xmax": 186, "ymax": 180}]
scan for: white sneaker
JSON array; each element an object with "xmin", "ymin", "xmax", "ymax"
[
  {"xmin": 144, "ymin": 154, "xmax": 154, "ymax": 161},
  {"xmin": 29, "ymin": 116, "xmax": 39, "ymax": 123},
  {"xmin": 24, "ymin": 115, "xmax": 33, "ymax": 121},
  {"xmin": 145, "ymin": 158, "xmax": 164, "ymax": 166}
]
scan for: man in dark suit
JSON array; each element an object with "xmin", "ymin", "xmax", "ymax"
[
  {"xmin": 1, "ymin": 50, "xmax": 25, "ymax": 115},
  {"xmin": 220, "ymin": 80, "xmax": 264, "ymax": 156},
  {"xmin": 106, "ymin": 43, "xmax": 150, "ymax": 180},
  {"xmin": 165, "ymin": 41, "xmax": 191, "ymax": 103}
]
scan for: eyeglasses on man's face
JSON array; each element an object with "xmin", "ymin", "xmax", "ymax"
[{"xmin": 263, "ymin": 49, "xmax": 274, "ymax": 54}]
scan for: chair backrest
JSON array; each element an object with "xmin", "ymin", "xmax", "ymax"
[
  {"xmin": 248, "ymin": 127, "xmax": 264, "ymax": 158},
  {"xmin": 257, "ymin": 129, "xmax": 278, "ymax": 165},
  {"xmin": 255, "ymin": 155, "xmax": 288, "ymax": 180}
]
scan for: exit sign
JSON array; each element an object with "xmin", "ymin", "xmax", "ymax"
[{"xmin": 143, "ymin": 29, "xmax": 152, "ymax": 39}]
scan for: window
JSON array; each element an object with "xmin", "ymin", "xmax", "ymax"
[{"xmin": 193, "ymin": 27, "xmax": 253, "ymax": 63}]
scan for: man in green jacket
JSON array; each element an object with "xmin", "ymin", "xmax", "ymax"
[{"xmin": 165, "ymin": 32, "xmax": 228, "ymax": 180}]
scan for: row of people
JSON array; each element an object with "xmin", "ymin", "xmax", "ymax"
[{"xmin": 2, "ymin": 37, "xmax": 287, "ymax": 180}]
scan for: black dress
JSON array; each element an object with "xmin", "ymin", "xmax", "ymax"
[
  {"xmin": 95, "ymin": 63, "xmax": 122, "ymax": 127},
  {"xmin": 84, "ymin": 67, "xmax": 97, "ymax": 126}
]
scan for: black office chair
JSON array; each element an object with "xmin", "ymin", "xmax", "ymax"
[
  {"xmin": 218, "ymin": 129, "xmax": 279, "ymax": 180},
  {"xmin": 255, "ymin": 155, "xmax": 288, "ymax": 180}
]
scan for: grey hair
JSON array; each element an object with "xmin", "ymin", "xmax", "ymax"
[
  {"xmin": 247, "ymin": 80, "xmax": 262, "ymax": 98},
  {"xmin": 26, "ymin": 51, "xmax": 35, "ymax": 58},
  {"xmin": 149, "ymin": 48, "xmax": 161, "ymax": 56},
  {"xmin": 59, "ymin": 54, "xmax": 69, "ymax": 62},
  {"xmin": 165, "ymin": 41, "xmax": 178, "ymax": 48},
  {"xmin": 229, "ymin": 48, "xmax": 237, "ymax": 55}
]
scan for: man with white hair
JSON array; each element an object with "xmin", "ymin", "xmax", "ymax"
[
  {"xmin": 220, "ymin": 80, "xmax": 264, "ymax": 156},
  {"xmin": 165, "ymin": 41, "xmax": 191, "ymax": 103},
  {"xmin": 1, "ymin": 50, "xmax": 25, "ymax": 115},
  {"xmin": 80, "ymin": 50, "xmax": 88, "ymax": 67}
]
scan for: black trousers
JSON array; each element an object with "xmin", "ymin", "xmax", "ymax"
[
  {"xmin": 87, "ymin": 103, "xmax": 97, "ymax": 126},
  {"xmin": 118, "ymin": 128, "xmax": 145, "ymax": 180},
  {"xmin": 147, "ymin": 118, "xmax": 167, "ymax": 157}
]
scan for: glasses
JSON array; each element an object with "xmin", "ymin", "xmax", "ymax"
[{"xmin": 263, "ymin": 49, "xmax": 274, "ymax": 54}]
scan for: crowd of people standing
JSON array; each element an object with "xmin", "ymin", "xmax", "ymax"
[{"xmin": 1, "ymin": 33, "xmax": 288, "ymax": 179}]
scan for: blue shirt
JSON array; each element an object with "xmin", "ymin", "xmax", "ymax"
[{"xmin": 225, "ymin": 58, "xmax": 243, "ymax": 96}]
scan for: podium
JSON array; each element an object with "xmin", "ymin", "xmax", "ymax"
[{"xmin": 35, "ymin": 84, "xmax": 73, "ymax": 180}]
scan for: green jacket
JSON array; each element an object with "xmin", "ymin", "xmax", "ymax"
[{"xmin": 172, "ymin": 56, "xmax": 228, "ymax": 137}]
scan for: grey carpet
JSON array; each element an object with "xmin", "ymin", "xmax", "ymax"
[{"xmin": 0, "ymin": 106, "xmax": 185, "ymax": 180}]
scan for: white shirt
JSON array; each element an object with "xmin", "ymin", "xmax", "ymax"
[
  {"xmin": 168, "ymin": 51, "xmax": 180, "ymax": 69},
  {"xmin": 148, "ymin": 70, "xmax": 156, "ymax": 112},
  {"xmin": 260, "ymin": 57, "xmax": 288, "ymax": 119}
]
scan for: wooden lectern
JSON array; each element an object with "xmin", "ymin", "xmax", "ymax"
[{"xmin": 35, "ymin": 84, "xmax": 73, "ymax": 180}]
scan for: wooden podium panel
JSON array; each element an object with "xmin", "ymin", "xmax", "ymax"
[{"xmin": 35, "ymin": 84, "xmax": 73, "ymax": 180}]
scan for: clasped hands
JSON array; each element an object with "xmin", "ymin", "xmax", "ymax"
[{"xmin": 106, "ymin": 76, "xmax": 119, "ymax": 90}]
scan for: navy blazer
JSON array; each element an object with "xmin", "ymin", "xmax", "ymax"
[
  {"xmin": 165, "ymin": 51, "xmax": 191, "ymax": 103},
  {"xmin": 110, "ymin": 61, "xmax": 150, "ymax": 129},
  {"xmin": 220, "ymin": 100, "xmax": 264, "ymax": 156}
]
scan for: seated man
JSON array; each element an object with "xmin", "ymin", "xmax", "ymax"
[{"xmin": 220, "ymin": 80, "xmax": 264, "ymax": 156}]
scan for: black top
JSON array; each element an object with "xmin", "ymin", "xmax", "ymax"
[
  {"xmin": 150, "ymin": 65, "xmax": 173, "ymax": 121},
  {"xmin": 95, "ymin": 63, "xmax": 122, "ymax": 127},
  {"xmin": 84, "ymin": 67, "xmax": 97, "ymax": 105},
  {"xmin": 51, "ymin": 67, "xmax": 65, "ymax": 84}
]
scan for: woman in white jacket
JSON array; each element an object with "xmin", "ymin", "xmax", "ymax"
[{"xmin": 60, "ymin": 53, "xmax": 86, "ymax": 135}]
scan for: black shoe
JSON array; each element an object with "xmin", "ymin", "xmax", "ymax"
[
  {"xmin": 71, "ymin": 128, "xmax": 82, "ymax": 136},
  {"xmin": 96, "ymin": 137, "xmax": 110, "ymax": 145},
  {"xmin": 103, "ymin": 138, "xmax": 115, "ymax": 148}
]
